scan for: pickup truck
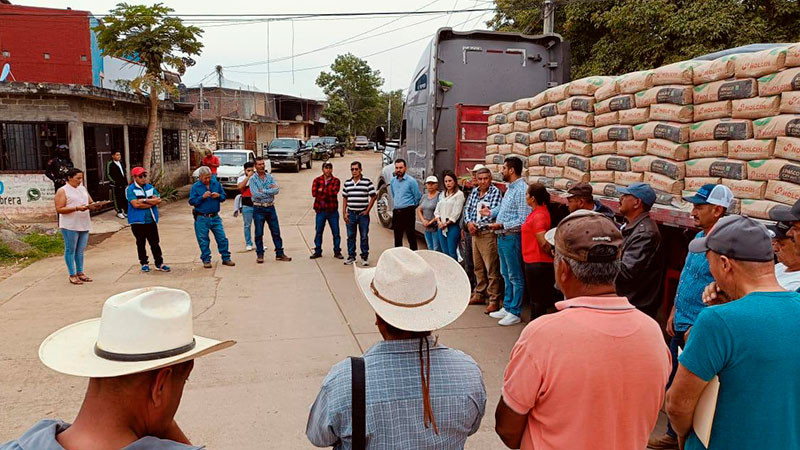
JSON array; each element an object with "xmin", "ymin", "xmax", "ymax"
[
  {"xmin": 267, "ymin": 138, "xmax": 312, "ymax": 172},
  {"xmin": 192, "ymin": 149, "xmax": 265, "ymax": 191}
]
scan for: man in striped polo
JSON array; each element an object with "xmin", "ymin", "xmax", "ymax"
[{"xmin": 342, "ymin": 161, "xmax": 376, "ymax": 266}]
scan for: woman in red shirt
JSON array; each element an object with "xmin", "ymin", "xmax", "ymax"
[{"xmin": 522, "ymin": 183, "xmax": 558, "ymax": 320}]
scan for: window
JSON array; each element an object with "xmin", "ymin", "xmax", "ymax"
[
  {"xmin": 197, "ymin": 99, "xmax": 210, "ymax": 110},
  {"xmin": 415, "ymin": 73, "xmax": 428, "ymax": 91},
  {"xmin": 162, "ymin": 128, "xmax": 181, "ymax": 162},
  {"xmin": 43, "ymin": 53, "xmax": 50, "ymax": 60},
  {"xmin": 0, "ymin": 122, "xmax": 68, "ymax": 171}
]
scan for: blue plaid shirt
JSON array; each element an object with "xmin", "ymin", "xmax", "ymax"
[
  {"xmin": 247, "ymin": 172, "xmax": 280, "ymax": 204},
  {"xmin": 493, "ymin": 178, "xmax": 531, "ymax": 232},
  {"xmin": 306, "ymin": 337, "xmax": 486, "ymax": 449},
  {"xmin": 464, "ymin": 185, "xmax": 503, "ymax": 230},
  {"xmin": 674, "ymin": 231, "xmax": 714, "ymax": 332}
]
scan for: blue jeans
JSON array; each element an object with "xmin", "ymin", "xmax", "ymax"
[
  {"xmin": 424, "ymin": 229, "xmax": 441, "ymax": 251},
  {"xmin": 437, "ymin": 223, "xmax": 461, "ymax": 260},
  {"xmin": 193, "ymin": 215, "xmax": 231, "ymax": 263},
  {"xmin": 241, "ymin": 205, "xmax": 254, "ymax": 247},
  {"xmin": 314, "ymin": 210, "xmax": 341, "ymax": 255},
  {"xmin": 61, "ymin": 229, "xmax": 89, "ymax": 276},
  {"xmin": 498, "ymin": 233, "xmax": 524, "ymax": 317},
  {"xmin": 253, "ymin": 205, "xmax": 284, "ymax": 257},
  {"xmin": 346, "ymin": 210, "xmax": 370, "ymax": 260},
  {"xmin": 665, "ymin": 330, "xmax": 686, "ymax": 438}
]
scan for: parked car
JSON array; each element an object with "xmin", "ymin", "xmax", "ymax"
[
  {"xmin": 191, "ymin": 149, "xmax": 262, "ymax": 192},
  {"xmin": 353, "ymin": 135, "xmax": 370, "ymax": 150},
  {"xmin": 267, "ymin": 138, "xmax": 312, "ymax": 172},
  {"xmin": 321, "ymin": 136, "xmax": 345, "ymax": 157}
]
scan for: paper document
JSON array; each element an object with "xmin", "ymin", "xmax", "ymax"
[{"xmin": 693, "ymin": 375, "xmax": 720, "ymax": 448}]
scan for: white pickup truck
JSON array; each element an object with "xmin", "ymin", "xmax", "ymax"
[{"xmin": 192, "ymin": 149, "xmax": 270, "ymax": 191}]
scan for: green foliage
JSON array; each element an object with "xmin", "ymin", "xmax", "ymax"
[
  {"xmin": 490, "ymin": 0, "xmax": 800, "ymax": 78},
  {"xmin": 0, "ymin": 232, "xmax": 64, "ymax": 264},
  {"xmin": 317, "ymin": 54, "xmax": 384, "ymax": 138}
]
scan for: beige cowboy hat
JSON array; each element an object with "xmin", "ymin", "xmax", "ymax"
[
  {"xmin": 355, "ymin": 247, "xmax": 471, "ymax": 332},
  {"xmin": 39, "ymin": 287, "xmax": 235, "ymax": 378}
]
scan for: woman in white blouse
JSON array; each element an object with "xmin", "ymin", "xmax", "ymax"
[{"xmin": 434, "ymin": 170, "xmax": 465, "ymax": 260}]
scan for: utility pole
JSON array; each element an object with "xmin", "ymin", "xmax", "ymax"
[
  {"xmin": 387, "ymin": 97, "xmax": 391, "ymax": 140},
  {"xmin": 199, "ymin": 83, "xmax": 204, "ymax": 123},
  {"xmin": 215, "ymin": 65, "xmax": 223, "ymax": 145},
  {"xmin": 543, "ymin": 0, "xmax": 555, "ymax": 35}
]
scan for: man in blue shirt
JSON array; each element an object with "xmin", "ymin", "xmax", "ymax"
[
  {"xmin": 246, "ymin": 157, "xmax": 292, "ymax": 263},
  {"xmin": 126, "ymin": 167, "xmax": 170, "ymax": 273},
  {"xmin": 390, "ymin": 158, "xmax": 422, "ymax": 250},
  {"xmin": 189, "ymin": 166, "xmax": 234, "ymax": 268},
  {"xmin": 649, "ymin": 184, "xmax": 732, "ymax": 450},
  {"xmin": 667, "ymin": 215, "xmax": 800, "ymax": 450}
]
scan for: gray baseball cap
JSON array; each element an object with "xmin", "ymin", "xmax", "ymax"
[
  {"xmin": 769, "ymin": 198, "xmax": 800, "ymax": 222},
  {"xmin": 688, "ymin": 215, "xmax": 774, "ymax": 262}
]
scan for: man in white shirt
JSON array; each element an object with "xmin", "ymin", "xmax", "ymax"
[{"xmin": 768, "ymin": 221, "xmax": 800, "ymax": 291}]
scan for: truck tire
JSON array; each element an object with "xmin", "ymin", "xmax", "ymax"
[
  {"xmin": 306, "ymin": 157, "xmax": 312, "ymax": 169},
  {"xmin": 376, "ymin": 185, "xmax": 393, "ymax": 229},
  {"xmin": 294, "ymin": 158, "xmax": 301, "ymax": 173}
]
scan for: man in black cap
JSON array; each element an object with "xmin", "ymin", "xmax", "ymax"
[
  {"xmin": 45, "ymin": 145, "xmax": 74, "ymax": 192},
  {"xmin": 565, "ymin": 182, "xmax": 615, "ymax": 221},
  {"xmin": 667, "ymin": 215, "xmax": 800, "ymax": 450}
]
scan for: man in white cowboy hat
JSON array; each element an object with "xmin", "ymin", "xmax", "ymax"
[
  {"xmin": 1, "ymin": 287, "xmax": 234, "ymax": 450},
  {"xmin": 306, "ymin": 247, "xmax": 486, "ymax": 448}
]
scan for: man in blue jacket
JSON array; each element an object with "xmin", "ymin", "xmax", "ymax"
[
  {"xmin": 189, "ymin": 166, "xmax": 235, "ymax": 268},
  {"xmin": 126, "ymin": 167, "xmax": 170, "ymax": 273}
]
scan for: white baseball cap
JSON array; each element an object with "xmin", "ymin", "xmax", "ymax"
[
  {"xmin": 682, "ymin": 184, "xmax": 734, "ymax": 208},
  {"xmin": 425, "ymin": 175, "xmax": 439, "ymax": 184}
]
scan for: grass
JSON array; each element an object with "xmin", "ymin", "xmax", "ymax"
[{"xmin": 0, "ymin": 232, "xmax": 64, "ymax": 265}]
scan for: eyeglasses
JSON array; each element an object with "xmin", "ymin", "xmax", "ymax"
[{"xmin": 351, "ymin": 168, "xmax": 360, "ymax": 171}]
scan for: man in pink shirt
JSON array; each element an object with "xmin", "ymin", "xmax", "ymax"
[{"xmin": 495, "ymin": 210, "xmax": 671, "ymax": 450}]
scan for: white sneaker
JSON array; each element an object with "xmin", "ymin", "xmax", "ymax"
[
  {"xmin": 360, "ymin": 259, "xmax": 369, "ymax": 267},
  {"xmin": 488, "ymin": 307, "xmax": 508, "ymax": 319},
  {"xmin": 246, "ymin": 245, "xmax": 253, "ymax": 251},
  {"xmin": 498, "ymin": 313, "xmax": 521, "ymax": 326},
  {"xmin": 116, "ymin": 212, "xmax": 125, "ymax": 219}
]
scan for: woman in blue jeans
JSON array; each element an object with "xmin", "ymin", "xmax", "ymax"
[
  {"xmin": 54, "ymin": 168, "xmax": 100, "ymax": 285},
  {"xmin": 434, "ymin": 171, "xmax": 465, "ymax": 260},
  {"xmin": 417, "ymin": 175, "xmax": 441, "ymax": 251}
]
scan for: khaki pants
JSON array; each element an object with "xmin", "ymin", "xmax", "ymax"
[{"xmin": 472, "ymin": 231, "xmax": 502, "ymax": 303}]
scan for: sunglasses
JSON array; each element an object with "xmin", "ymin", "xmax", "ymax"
[
  {"xmin": 351, "ymin": 168, "xmax": 361, "ymax": 171},
  {"xmin": 135, "ymin": 174, "xmax": 147, "ymax": 178}
]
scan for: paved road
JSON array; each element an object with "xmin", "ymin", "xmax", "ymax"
[{"xmin": 0, "ymin": 152, "xmax": 526, "ymax": 449}]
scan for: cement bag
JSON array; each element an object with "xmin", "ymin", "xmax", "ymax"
[
  {"xmin": 529, "ymin": 142, "xmax": 547, "ymax": 155},
  {"xmin": 591, "ymin": 171, "xmax": 616, "ymax": 182},
  {"xmin": 513, "ymin": 98, "xmax": 532, "ymax": 111},
  {"xmin": 508, "ymin": 110, "xmax": 531, "ymax": 122},
  {"xmin": 591, "ymin": 182, "xmax": 622, "ymax": 198},
  {"xmin": 689, "ymin": 140, "xmax": 728, "ymax": 159},
  {"xmin": 546, "ymin": 114, "xmax": 567, "ymax": 129},
  {"xmin": 631, "ymin": 155, "xmax": 657, "ymax": 173},
  {"xmin": 486, "ymin": 144, "xmax": 500, "ymax": 155},
  {"xmin": 485, "ymin": 164, "xmax": 500, "ymax": 173},
  {"xmin": 512, "ymin": 143, "xmax": 530, "ymax": 156},
  {"xmin": 489, "ymin": 103, "xmax": 506, "ymax": 114},
  {"xmin": 529, "ymin": 92, "xmax": 548, "ymax": 110},
  {"xmin": 765, "ymin": 180, "xmax": 800, "ymax": 205},
  {"xmin": 520, "ymin": 169, "xmax": 530, "ymax": 178},
  {"xmin": 635, "ymin": 85, "xmax": 693, "ymax": 108},
  {"xmin": 529, "ymin": 153, "xmax": 556, "ymax": 167},
  {"xmin": 788, "ymin": 44, "xmax": 800, "ymax": 67},
  {"xmin": 564, "ymin": 154, "xmax": 591, "ymax": 172},
  {"xmin": 594, "ymin": 78, "xmax": 621, "ymax": 101},
  {"xmin": 757, "ymin": 68, "xmax": 800, "ymax": 96},
  {"xmin": 568, "ymin": 96, "xmax": 596, "ymax": 113},
  {"xmin": 492, "ymin": 171, "xmax": 504, "ymax": 182},
  {"xmin": 530, "ymin": 118, "xmax": 548, "ymax": 131},
  {"xmin": 685, "ymin": 177, "xmax": 722, "ymax": 191},
  {"xmin": 487, "ymin": 134, "xmax": 506, "ymax": 145},
  {"xmin": 556, "ymin": 99, "xmax": 570, "ymax": 115},
  {"xmin": 546, "ymin": 84, "xmax": 571, "ymax": 103},
  {"xmin": 499, "ymin": 123, "xmax": 514, "ymax": 134},
  {"xmin": 499, "ymin": 144, "xmax": 513, "ymax": 155},
  {"xmin": 532, "ymin": 104, "xmax": 558, "ymax": 119},
  {"xmin": 565, "ymin": 139, "xmax": 593, "ymax": 157},
  {"xmin": 615, "ymin": 171, "xmax": 644, "ymax": 186},
  {"xmin": 721, "ymin": 178, "xmax": 767, "ymax": 200},
  {"xmin": 774, "ymin": 137, "xmax": 800, "ymax": 162},
  {"xmin": 554, "ymin": 153, "xmax": 570, "ymax": 168},
  {"xmin": 650, "ymin": 104, "xmax": 694, "ymax": 123},
  {"xmin": 564, "ymin": 166, "xmax": 591, "ymax": 183},
  {"xmin": 486, "ymin": 154, "xmax": 505, "ymax": 165},
  {"xmin": 618, "ymin": 70, "xmax": 654, "ymax": 94},
  {"xmin": 506, "ymin": 132, "xmax": 530, "ymax": 145},
  {"xmin": 545, "ymin": 141, "xmax": 565, "ymax": 154},
  {"xmin": 595, "ymin": 94, "xmax": 635, "ymax": 114},
  {"xmin": 693, "ymin": 55, "xmax": 737, "ymax": 84},
  {"xmin": 505, "ymin": 154, "xmax": 528, "ymax": 169},
  {"xmin": 740, "ymin": 199, "xmax": 784, "ymax": 219},
  {"xmin": 640, "ymin": 155, "xmax": 687, "ymax": 180},
  {"xmin": 531, "ymin": 129, "xmax": 557, "ymax": 143},
  {"xmin": 591, "ymin": 154, "xmax": 631, "ymax": 171},
  {"xmin": 689, "ymin": 119, "xmax": 753, "ymax": 141},
  {"xmin": 488, "ymin": 125, "xmax": 500, "ymax": 135},
  {"xmin": 653, "ymin": 61, "xmax": 707, "ymax": 85},
  {"xmin": 528, "ymin": 167, "xmax": 546, "ymax": 177},
  {"xmin": 694, "ymin": 101, "xmax": 733, "ymax": 122},
  {"xmin": 693, "ymin": 79, "xmax": 758, "ymax": 104},
  {"xmin": 734, "ymin": 47, "xmax": 788, "ymax": 78},
  {"xmin": 489, "ymin": 114, "xmax": 508, "ymax": 125},
  {"xmin": 685, "ymin": 158, "xmax": 747, "ymax": 180},
  {"xmin": 727, "ymin": 139, "xmax": 775, "ymax": 161},
  {"xmin": 545, "ymin": 166, "xmax": 564, "ymax": 178},
  {"xmin": 617, "ymin": 140, "xmax": 648, "ymax": 156},
  {"xmin": 619, "ymin": 108, "xmax": 650, "ymax": 125},
  {"xmin": 746, "ymin": 159, "xmax": 800, "ymax": 183},
  {"xmin": 644, "ymin": 172, "xmax": 684, "ymax": 194},
  {"xmin": 556, "ymin": 126, "xmax": 593, "ymax": 143},
  {"xmin": 513, "ymin": 121, "xmax": 531, "ymax": 133},
  {"xmin": 570, "ymin": 76, "xmax": 616, "ymax": 96},
  {"xmin": 554, "ymin": 178, "xmax": 576, "ymax": 191},
  {"xmin": 781, "ymin": 92, "xmax": 800, "ymax": 114},
  {"xmin": 567, "ymin": 111, "xmax": 595, "ymax": 127},
  {"xmin": 595, "ymin": 111, "xmax": 620, "ymax": 127},
  {"xmin": 732, "ymin": 96, "xmax": 781, "ymax": 119},
  {"xmin": 501, "ymin": 102, "xmax": 516, "ymax": 115},
  {"xmin": 633, "ymin": 122, "xmax": 691, "ymax": 143},
  {"xmin": 753, "ymin": 115, "xmax": 800, "ymax": 139},
  {"xmin": 592, "ymin": 141, "xmax": 618, "ymax": 156},
  {"xmin": 593, "ymin": 125, "xmax": 634, "ymax": 142}
]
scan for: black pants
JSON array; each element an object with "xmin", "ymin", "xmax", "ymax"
[
  {"xmin": 111, "ymin": 185, "xmax": 127, "ymax": 214},
  {"xmin": 131, "ymin": 223, "xmax": 163, "ymax": 266},
  {"xmin": 392, "ymin": 206, "xmax": 417, "ymax": 250},
  {"xmin": 524, "ymin": 262, "xmax": 558, "ymax": 320}
]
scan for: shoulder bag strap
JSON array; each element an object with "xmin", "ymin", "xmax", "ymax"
[{"xmin": 350, "ymin": 356, "xmax": 366, "ymax": 450}]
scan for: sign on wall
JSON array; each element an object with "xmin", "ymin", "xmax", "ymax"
[{"xmin": 0, "ymin": 174, "xmax": 56, "ymax": 221}]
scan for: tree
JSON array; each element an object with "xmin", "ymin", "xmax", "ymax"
[
  {"xmin": 364, "ymin": 90, "xmax": 404, "ymax": 140},
  {"xmin": 490, "ymin": 0, "xmax": 800, "ymax": 79},
  {"xmin": 317, "ymin": 54, "xmax": 384, "ymax": 141},
  {"xmin": 94, "ymin": 3, "xmax": 203, "ymax": 172}
]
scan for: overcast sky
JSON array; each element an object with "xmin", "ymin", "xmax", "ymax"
[{"xmin": 22, "ymin": 0, "xmax": 497, "ymax": 100}]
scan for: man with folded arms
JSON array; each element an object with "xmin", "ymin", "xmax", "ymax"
[
  {"xmin": 248, "ymin": 157, "xmax": 292, "ymax": 263},
  {"xmin": 496, "ymin": 211, "xmax": 670, "ymax": 450},
  {"xmin": 189, "ymin": 166, "xmax": 234, "ymax": 268},
  {"xmin": 307, "ymin": 247, "xmax": 486, "ymax": 448},
  {"xmin": 0, "ymin": 287, "xmax": 234, "ymax": 450}
]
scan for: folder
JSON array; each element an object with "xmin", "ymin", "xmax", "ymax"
[{"xmin": 693, "ymin": 375, "xmax": 720, "ymax": 448}]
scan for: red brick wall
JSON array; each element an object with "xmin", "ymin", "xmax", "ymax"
[
  {"xmin": 277, "ymin": 122, "xmax": 307, "ymax": 140},
  {"xmin": 0, "ymin": 5, "xmax": 93, "ymax": 85}
]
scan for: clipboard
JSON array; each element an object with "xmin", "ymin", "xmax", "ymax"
[{"xmin": 678, "ymin": 347, "xmax": 720, "ymax": 448}]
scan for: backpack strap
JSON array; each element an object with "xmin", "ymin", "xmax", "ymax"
[{"xmin": 350, "ymin": 356, "xmax": 366, "ymax": 450}]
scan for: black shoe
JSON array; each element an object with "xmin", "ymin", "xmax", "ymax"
[
  {"xmin": 333, "ymin": 253, "xmax": 344, "ymax": 260},
  {"xmin": 202, "ymin": 261, "xmax": 212, "ymax": 269},
  {"xmin": 257, "ymin": 255, "xmax": 264, "ymax": 264},
  {"xmin": 309, "ymin": 253, "xmax": 322, "ymax": 259}
]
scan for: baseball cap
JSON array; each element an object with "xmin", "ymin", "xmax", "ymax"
[
  {"xmin": 617, "ymin": 182, "xmax": 657, "ymax": 207},
  {"xmin": 688, "ymin": 215, "xmax": 773, "ymax": 262},
  {"xmin": 425, "ymin": 175, "xmax": 438, "ymax": 184},
  {"xmin": 471, "ymin": 164, "xmax": 486, "ymax": 173},
  {"xmin": 554, "ymin": 210, "xmax": 623, "ymax": 263},
  {"xmin": 566, "ymin": 182, "xmax": 593, "ymax": 199},
  {"xmin": 131, "ymin": 167, "xmax": 147, "ymax": 177},
  {"xmin": 769, "ymin": 198, "xmax": 800, "ymax": 222},
  {"xmin": 766, "ymin": 221, "xmax": 792, "ymax": 240},
  {"xmin": 682, "ymin": 184, "xmax": 734, "ymax": 208}
]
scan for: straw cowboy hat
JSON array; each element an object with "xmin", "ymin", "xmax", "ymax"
[
  {"xmin": 39, "ymin": 287, "xmax": 235, "ymax": 378},
  {"xmin": 355, "ymin": 247, "xmax": 471, "ymax": 332}
]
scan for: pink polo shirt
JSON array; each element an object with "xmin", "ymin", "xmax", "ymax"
[{"xmin": 501, "ymin": 296, "xmax": 671, "ymax": 450}]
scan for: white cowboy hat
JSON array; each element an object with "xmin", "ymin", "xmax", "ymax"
[
  {"xmin": 39, "ymin": 287, "xmax": 235, "ymax": 378},
  {"xmin": 470, "ymin": 164, "xmax": 487, "ymax": 173},
  {"xmin": 354, "ymin": 248, "xmax": 470, "ymax": 332}
]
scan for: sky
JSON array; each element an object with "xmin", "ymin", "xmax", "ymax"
[{"xmin": 20, "ymin": 0, "xmax": 498, "ymax": 100}]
